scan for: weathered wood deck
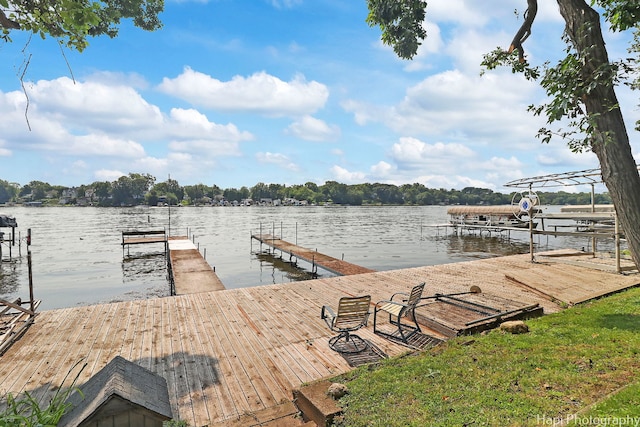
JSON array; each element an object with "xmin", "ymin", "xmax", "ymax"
[
  {"xmin": 252, "ymin": 234, "xmax": 376, "ymax": 276},
  {"xmin": 121, "ymin": 230, "xmax": 167, "ymax": 247},
  {"xmin": 168, "ymin": 238, "xmax": 225, "ymax": 295},
  {"xmin": 0, "ymin": 252, "xmax": 638, "ymax": 426}
]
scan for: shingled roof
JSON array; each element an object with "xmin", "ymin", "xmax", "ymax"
[{"xmin": 58, "ymin": 356, "xmax": 172, "ymax": 427}]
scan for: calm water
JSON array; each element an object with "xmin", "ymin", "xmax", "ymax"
[{"xmin": 0, "ymin": 205, "xmax": 602, "ymax": 310}]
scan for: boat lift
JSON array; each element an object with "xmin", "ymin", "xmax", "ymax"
[{"xmin": 505, "ymin": 167, "xmax": 632, "ymax": 273}]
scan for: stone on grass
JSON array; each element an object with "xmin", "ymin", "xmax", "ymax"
[
  {"xmin": 327, "ymin": 383, "xmax": 349, "ymax": 399},
  {"xmin": 500, "ymin": 320, "xmax": 529, "ymax": 334}
]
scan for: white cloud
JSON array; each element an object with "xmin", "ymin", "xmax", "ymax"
[
  {"xmin": 390, "ymin": 137, "xmax": 475, "ymax": 171},
  {"xmin": 66, "ymin": 135, "xmax": 146, "ymax": 157},
  {"xmin": 256, "ymin": 152, "xmax": 300, "ymax": 171},
  {"xmin": 268, "ymin": 0, "xmax": 302, "ymax": 9},
  {"xmin": 345, "ymin": 69, "xmax": 544, "ymax": 150},
  {"xmin": 330, "ymin": 165, "xmax": 366, "ymax": 184},
  {"xmin": 165, "ymin": 108, "xmax": 252, "ymax": 156},
  {"xmin": 370, "ymin": 161, "xmax": 394, "ymax": 177},
  {"xmin": 27, "ymin": 77, "xmax": 164, "ymax": 133},
  {"xmin": 94, "ymin": 169, "xmax": 126, "ymax": 182},
  {"xmin": 158, "ymin": 68, "xmax": 329, "ymax": 117},
  {"xmin": 286, "ymin": 115, "xmax": 340, "ymax": 141}
]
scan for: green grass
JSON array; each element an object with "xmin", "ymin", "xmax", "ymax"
[
  {"xmin": 0, "ymin": 360, "xmax": 86, "ymax": 427},
  {"xmin": 334, "ymin": 287, "xmax": 640, "ymax": 426}
]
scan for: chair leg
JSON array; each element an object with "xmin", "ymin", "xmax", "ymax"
[
  {"xmin": 395, "ymin": 309, "xmax": 421, "ymax": 342},
  {"xmin": 375, "ymin": 308, "xmax": 422, "ymax": 344},
  {"xmin": 329, "ymin": 331, "xmax": 369, "ymax": 354}
]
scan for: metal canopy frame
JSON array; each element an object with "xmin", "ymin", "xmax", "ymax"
[
  {"xmin": 504, "ymin": 167, "xmax": 605, "ymax": 189},
  {"xmin": 501, "ymin": 165, "xmax": 640, "ymax": 272},
  {"xmin": 504, "ymin": 164, "xmax": 640, "ymax": 190}
]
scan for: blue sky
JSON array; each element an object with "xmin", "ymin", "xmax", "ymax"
[{"xmin": 0, "ymin": 0, "xmax": 637, "ymax": 192}]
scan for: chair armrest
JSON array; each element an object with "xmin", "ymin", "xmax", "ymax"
[
  {"xmin": 321, "ymin": 305, "xmax": 337, "ymax": 328},
  {"xmin": 321, "ymin": 304, "xmax": 336, "ymax": 319},
  {"xmin": 390, "ymin": 292, "xmax": 409, "ymax": 302}
]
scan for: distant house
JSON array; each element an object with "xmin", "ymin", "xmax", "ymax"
[
  {"xmin": 62, "ymin": 188, "xmax": 78, "ymax": 199},
  {"xmin": 213, "ymin": 194, "xmax": 226, "ymax": 206}
]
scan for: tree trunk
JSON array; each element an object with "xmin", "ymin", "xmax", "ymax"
[{"xmin": 556, "ymin": 0, "xmax": 640, "ymax": 268}]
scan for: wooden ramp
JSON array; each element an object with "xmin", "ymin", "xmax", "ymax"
[
  {"xmin": 252, "ymin": 233, "xmax": 376, "ymax": 276},
  {"xmin": 0, "ymin": 252, "xmax": 638, "ymax": 426},
  {"xmin": 169, "ymin": 237, "xmax": 225, "ymax": 295},
  {"xmin": 0, "ymin": 298, "xmax": 40, "ymax": 355}
]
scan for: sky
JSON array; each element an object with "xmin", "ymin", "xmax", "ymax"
[{"xmin": 0, "ymin": 0, "xmax": 637, "ymax": 193}]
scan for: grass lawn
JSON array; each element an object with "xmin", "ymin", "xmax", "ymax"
[{"xmin": 334, "ymin": 287, "xmax": 640, "ymax": 426}]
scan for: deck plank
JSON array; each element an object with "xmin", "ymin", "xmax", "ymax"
[
  {"xmin": 0, "ymin": 252, "xmax": 638, "ymax": 427},
  {"xmin": 252, "ymin": 234, "xmax": 376, "ymax": 276},
  {"xmin": 169, "ymin": 238, "xmax": 225, "ymax": 294},
  {"xmin": 193, "ymin": 292, "xmax": 242, "ymax": 421}
]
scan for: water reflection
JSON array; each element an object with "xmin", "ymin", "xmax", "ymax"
[
  {"xmin": 445, "ymin": 234, "xmax": 531, "ymax": 259},
  {"xmin": 254, "ymin": 251, "xmax": 325, "ymax": 283},
  {"xmin": 122, "ymin": 252, "xmax": 167, "ymax": 280},
  {"xmin": 0, "ymin": 259, "xmax": 22, "ymax": 296}
]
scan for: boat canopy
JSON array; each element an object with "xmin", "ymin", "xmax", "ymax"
[
  {"xmin": 560, "ymin": 204, "xmax": 615, "ymax": 213},
  {"xmin": 0, "ymin": 214, "xmax": 17, "ymax": 228},
  {"xmin": 447, "ymin": 205, "xmax": 521, "ymax": 216}
]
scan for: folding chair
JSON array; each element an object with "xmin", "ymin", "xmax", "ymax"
[
  {"xmin": 321, "ymin": 295, "xmax": 371, "ymax": 354},
  {"xmin": 374, "ymin": 282, "xmax": 425, "ymax": 343}
]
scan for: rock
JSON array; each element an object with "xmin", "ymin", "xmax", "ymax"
[
  {"xmin": 327, "ymin": 383, "xmax": 349, "ymax": 399},
  {"xmin": 500, "ymin": 320, "xmax": 529, "ymax": 334}
]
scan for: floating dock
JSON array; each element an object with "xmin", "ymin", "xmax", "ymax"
[
  {"xmin": 121, "ymin": 229, "xmax": 168, "ymax": 249},
  {"xmin": 168, "ymin": 237, "xmax": 225, "ymax": 295},
  {"xmin": 252, "ymin": 233, "xmax": 376, "ymax": 276}
]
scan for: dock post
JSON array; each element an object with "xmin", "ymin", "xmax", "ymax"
[{"xmin": 28, "ymin": 249, "xmax": 34, "ymax": 314}]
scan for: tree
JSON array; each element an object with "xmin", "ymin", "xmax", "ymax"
[
  {"xmin": 0, "ymin": 180, "xmax": 18, "ymax": 203},
  {"xmin": 366, "ymin": 0, "xmax": 640, "ymax": 267},
  {"xmin": 1, "ymin": 0, "xmax": 163, "ymax": 52},
  {"xmin": 152, "ymin": 178, "xmax": 182, "ymax": 204},
  {"xmin": 90, "ymin": 180, "xmax": 112, "ymax": 205}
]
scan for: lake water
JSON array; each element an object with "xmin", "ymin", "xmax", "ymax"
[{"xmin": 0, "ymin": 205, "xmax": 605, "ymax": 310}]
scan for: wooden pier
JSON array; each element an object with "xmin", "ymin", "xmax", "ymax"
[
  {"xmin": 0, "ymin": 252, "xmax": 638, "ymax": 426},
  {"xmin": 121, "ymin": 230, "xmax": 167, "ymax": 250},
  {"xmin": 252, "ymin": 233, "xmax": 376, "ymax": 276},
  {"xmin": 168, "ymin": 237, "xmax": 225, "ymax": 295}
]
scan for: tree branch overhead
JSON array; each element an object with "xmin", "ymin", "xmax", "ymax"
[{"xmin": 509, "ymin": 0, "xmax": 538, "ymax": 62}]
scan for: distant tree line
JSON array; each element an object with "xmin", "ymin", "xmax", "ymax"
[{"xmin": 0, "ymin": 173, "xmax": 613, "ymax": 207}]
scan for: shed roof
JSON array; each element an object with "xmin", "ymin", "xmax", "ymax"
[{"xmin": 58, "ymin": 356, "xmax": 172, "ymax": 427}]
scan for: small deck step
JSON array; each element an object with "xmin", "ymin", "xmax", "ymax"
[
  {"xmin": 210, "ymin": 401, "xmax": 308, "ymax": 426},
  {"xmin": 293, "ymin": 380, "xmax": 343, "ymax": 427}
]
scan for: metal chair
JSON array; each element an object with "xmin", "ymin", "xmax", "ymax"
[
  {"xmin": 374, "ymin": 282, "xmax": 425, "ymax": 343},
  {"xmin": 321, "ymin": 295, "xmax": 371, "ymax": 354}
]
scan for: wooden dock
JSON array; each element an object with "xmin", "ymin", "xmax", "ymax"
[
  {"xmin": 0, "ymin": 252, "xmax": 638, "ymax": 426},
  {"xmin": 121, "ymin": 230, "xmax": 167, "ymax": 248},
  {"xmin": 252, "ymin": 233, "xmax": 376, "ymax": 276},
  {"xmin": 168, "ymin": 237, "xmax": 225, "ymax": 295}
]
